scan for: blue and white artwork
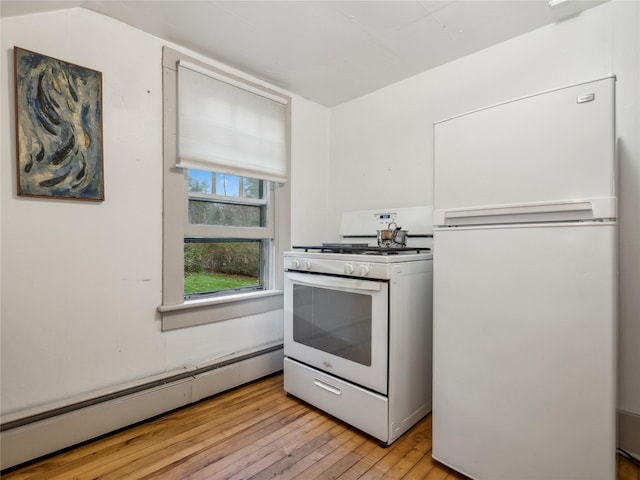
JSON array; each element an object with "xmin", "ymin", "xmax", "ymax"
[{"xmin": 15, "ymin": 47, "xmax": 104, "ymax": 201}]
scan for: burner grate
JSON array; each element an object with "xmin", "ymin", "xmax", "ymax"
[{"xmin": 292, "ymin": 245, "xmax": 431, "ymax": 255}]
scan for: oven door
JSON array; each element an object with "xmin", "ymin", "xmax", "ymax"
[{"xmin": 284, "ymin": 271, "xmax": 389, "ymax": 395}]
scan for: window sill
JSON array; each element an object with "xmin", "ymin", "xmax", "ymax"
[{"xmin": 158, "ymin": 290, "xmax": 284, "ymax": 331}]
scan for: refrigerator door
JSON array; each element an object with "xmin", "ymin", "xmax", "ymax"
[
  {"xmin": 433, "ymin": 76, "xmax": 615, "ymax": 226},
  {"xmin": 432, "ymin": 223, "xmax": 616, "ymax": 480}
]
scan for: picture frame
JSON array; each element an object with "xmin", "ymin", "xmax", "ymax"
[{"xmin": 14, "ymin": 47, "xmax": 104, "ymax": 201}]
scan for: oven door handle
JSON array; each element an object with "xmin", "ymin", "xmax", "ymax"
[{"xmin": 287, "ymin": 272, "xmax": 382, "ymax": 292}]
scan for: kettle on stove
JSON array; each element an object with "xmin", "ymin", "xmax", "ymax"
[{"xmin": 377, "ymin": 222, "xmax": 408, "ymax": 248}]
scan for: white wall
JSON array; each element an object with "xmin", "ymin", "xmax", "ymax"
[
  {"xmin": 0, "ymin": 8, "xmax": 329, "ymax": 415},
  {"xmin": 330, "ymin": 0, "xmax": 640, "ymax": 417},
  {"xmin": 290, "ymin": 100, "xmax": 331, "ymax": 246}
]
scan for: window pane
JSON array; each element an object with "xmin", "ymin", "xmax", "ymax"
[
  {"xmin": 215, "ymin": 173, "xmax": 239, "ymax": 197},
  {"xmin": 188, "ymin": 170, "xmax": 213, "ymax": 194},
  {"xmin": 188, "ymin": 200, "xmax": 264, "ymax": 227},
  {"xmin": 189, "ymin": 170, "xmax": 265, "ymax": 200},
  {"xmin": 242, "ymin": 177, "xmax": 262, "ymax": 199},
  {"xmin": 184, "ymin": 241, "xmax": 261, "ymax": 297}
]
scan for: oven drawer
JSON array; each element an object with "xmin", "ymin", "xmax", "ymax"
[{"xmin": 284, "ymin": 358, "xmax": 389, "ymax": 443}]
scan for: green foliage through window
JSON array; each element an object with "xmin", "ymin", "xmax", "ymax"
[{"xmin": 184, "ymin": 241, "xmax": 261, "ymax": 297}]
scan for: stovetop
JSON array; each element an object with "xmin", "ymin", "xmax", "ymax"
[{"xmin": 292, "ymin": 244, "xmax": 431, "ymax": 255}]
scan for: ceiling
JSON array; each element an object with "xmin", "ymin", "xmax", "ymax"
[{"xmin": 1, "ymin": 0, "xmax": 608, "ymax": 106}]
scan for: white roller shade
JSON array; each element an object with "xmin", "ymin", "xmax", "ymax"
[{"xmin": 177, "ymin": 61, "xmax": 288, "ymax": 183}]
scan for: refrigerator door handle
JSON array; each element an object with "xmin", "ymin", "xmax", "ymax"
[
  {"xmin": 435, "ymin": 197, "xmax": 616, "ymax": 226},
  {"xmin": 446, "ymin": 201, "xmax": 592, "ymax": 219}
]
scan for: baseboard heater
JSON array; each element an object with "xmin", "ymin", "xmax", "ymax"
[{"xmin": 0, "ymin": 345, "xmax": 283, "ymax": 471}]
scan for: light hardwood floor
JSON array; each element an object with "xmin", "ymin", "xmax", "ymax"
[{"xmin": 3, "ymin": 372, "xmax": 639, "ymax": 480}]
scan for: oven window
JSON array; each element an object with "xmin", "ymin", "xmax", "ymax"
[{"xmin": 292, "ymin": 284, "xmax": 373, "ymax": 366}]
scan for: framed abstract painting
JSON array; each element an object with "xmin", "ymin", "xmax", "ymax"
[{"xmin": 14, "ymin": 47, "xmax": 104, "ymax": 201}]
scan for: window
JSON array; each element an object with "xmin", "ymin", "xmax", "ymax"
[
  {"xmin": 184, "ymin": 171, "xmax": 266, "ymax": 299},
  {"xmin": 159, "ymin": 47, "xmax": 290, "ymax": 330}
]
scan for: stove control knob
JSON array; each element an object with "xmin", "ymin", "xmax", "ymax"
[
  {"xmin": 302, "ymin": 259, "xmax": 312, "ymax": 271},
  {"xmin": 358, "ymin": 264, "xmax": 371, "ymax": 277},
  {"xmin": 291, "ymin": 259, "xmax": 301, "ymax": 269},
  {"xmin": 344, "ymin": 263, "xmax": 354, "ymax": 275}
]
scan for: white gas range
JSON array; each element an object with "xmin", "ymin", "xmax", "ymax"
[{"xmin": 283, "ymin": 207, "xmax": 433, "ymax": 445}]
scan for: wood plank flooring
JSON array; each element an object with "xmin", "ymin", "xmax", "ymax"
[{"xmin": 3, "ymin": 372, "xmax": 639, "ymax": 480}]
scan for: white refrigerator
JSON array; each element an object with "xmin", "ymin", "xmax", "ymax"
[{"xmin": 432, "ymin": 76, "xmax": 617, "ymax": 480}]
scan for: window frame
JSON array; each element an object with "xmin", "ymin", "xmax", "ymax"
[{"xmin": 159, "ymin": 47, "xmax": 289, "ymax": 331}]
